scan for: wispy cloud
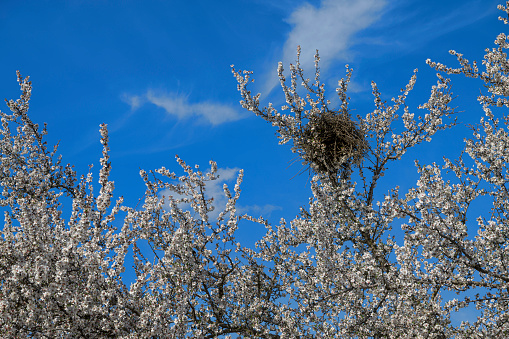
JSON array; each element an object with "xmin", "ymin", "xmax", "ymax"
[
  {"xmin": 358, "ymin": 0, "xmax": 500, "ymax": 57},
  {"xmin": 160, "ymin": 166, "xmax": 282, "ymax": 221},
  {"xmin": 202, "ymin": 167, "xmax": 283, "ymax": 219},
  {"xmin": 147, "ymin": 91, "xmax": 244, "ymax": 125},
  {"xmin": 122, "ymin": 91, "xmax": 245, "ymax": 126},
  {"xmin": 237, "ymin": 204, "xmax": 283, "ymax": 218},
  {"xmin": 121, "ymin": 93, "xmax": 144, "ymax": 111},
  {"xmin": 263, "ymin": 0, "xmax": 387, "ymax": 95}
]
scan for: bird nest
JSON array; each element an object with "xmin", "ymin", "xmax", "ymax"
[{"xmin": 295, "ymin": 110, "xmax": 368, "ymax": 178}]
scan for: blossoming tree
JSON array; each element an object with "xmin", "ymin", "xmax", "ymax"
[{"xmin": 1, "ymin": 2, "xmax": 509, "ymax": 338}]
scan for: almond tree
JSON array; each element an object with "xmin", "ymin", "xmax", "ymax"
[
  {"xmin": 232, "ymin": 41, "xmax": 456, "ymax": 339},
  {"xmin": 0, "ymin": 2, "xmax": 509, "ymax": 338}
]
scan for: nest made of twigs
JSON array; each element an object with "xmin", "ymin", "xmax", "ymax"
[{"xmin": 296, "ymin": 110, "xmax": 368, "ymax": 178}]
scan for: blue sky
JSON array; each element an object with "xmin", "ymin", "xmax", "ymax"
[
  {"xmin": 0, "ymin": 0, "xmax": 504, "ymax": 243},
  {"xmin": 0, "ymin": 0, "xmax": 506, "ymax": 319}
]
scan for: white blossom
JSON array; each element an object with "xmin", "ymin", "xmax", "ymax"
[{"xmin": 2, "ymin": 2, "xmax": 509, "ymax": 337}]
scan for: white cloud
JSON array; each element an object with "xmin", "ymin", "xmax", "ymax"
[
  {"xmin": 121, "ymin": 94, "xmax": 144, "ymax": 111},
  {"xmin": 382, "ymin": 0, "xmax": 498, "ymax": 53},
  {"xmin": 237, "ymin": 204, "xmax": 283, "ymax": 218},
  {"xmin": 205, "ymin": 167, "xmax": 241, "ymax": 216},
  {"xmin": 203, "ymin": 168, "xmax": 283, "ymax": 220},
  {"xmin": 160, "ymin": 166, "xmax": 282, "ymax": 222},
  {"xmin": 160, "ymin": 166, "xmax": 240, "ymax": 220},
  {"xmin": 263, "ymin": 0, "xmax": 386, "ymax": 95},
  {"xmin": 146, "ymin": 91, "xmax": 244, "ymax": 125},
  {"xmin": 121, "ymin": 91, "xmax": 244, "ymax": 126}
]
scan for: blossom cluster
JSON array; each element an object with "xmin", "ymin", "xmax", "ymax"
[{"xmin": 1, "ymin": 2, "xmax": 509, "ymax": 338}]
